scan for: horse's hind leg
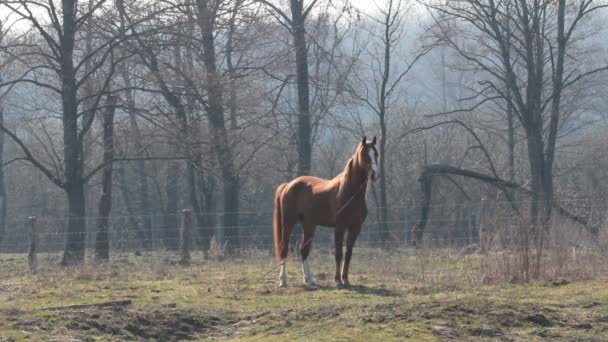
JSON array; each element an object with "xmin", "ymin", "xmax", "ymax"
[
  {"xmin": 299, "ymin": 223, "xmax": 317, "ymax": 285},
  {"xmin": 279, "ymin": 221, "xmax": 295, "ymax": 288}
]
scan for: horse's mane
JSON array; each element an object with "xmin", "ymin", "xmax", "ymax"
[{"xmin": 337, "ymin": 145, "xmax": 363, "ymax": 202}]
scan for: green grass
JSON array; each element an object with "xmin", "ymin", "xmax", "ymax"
[{"xmin": 1, "ymin": 249, "xmax": 607, "ymax": 341}]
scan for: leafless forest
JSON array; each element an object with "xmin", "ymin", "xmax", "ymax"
[{"xmin": 0, "ymin": 0, "xmax": 607, "ymax": 281}]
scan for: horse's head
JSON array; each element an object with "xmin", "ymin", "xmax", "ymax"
[{"xmin": 355, "ymin": 136, "xmax": 380, "ymax": 182}]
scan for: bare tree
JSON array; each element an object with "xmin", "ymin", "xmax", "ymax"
[
  {"xmin": 424, "ymin": 0, "xmax": 608, "ymax": 276},
  {"xmin": 94, "ymin": 95, "xmax": 116, "ymax": 261},
  {"xmin": 195, "ymin": 0, "xmax": 241, "ymax": 253},
  {"xmin": 0, "ymin": 0, "xmax": 124, "ymax": 265},
  {"xmin": 226, "ymin": 0, "xmax": 245, "ymax": 130},
  {"xmin": 0, "ymin": 104, "xmax": 6, "ymax": 246},
  {"xmin": 118, "ymin": 63, "xmax": 154, "ymax": 249},
  {"xmin": 258, "ymin": 0, "xmax": 322, "ymax": 176},
  {"xmin": 349, "ymin": 0, "xmax": 428, "ymax": 242},
  {"xmin": 0, "ymin": 19, "xmax": 7, "ymax": 245}
]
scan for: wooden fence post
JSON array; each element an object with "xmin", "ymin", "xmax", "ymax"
[
  {"xmin": 28, "ymin": 216, "xmax": 37, "ymax": 273},
  {"xmin": 479, "ymin": 198, "xmax": 487, "ymax": 254},
  {"xmin": 180, "ymin": 209, "xmax": 192, "ymax": 266}
]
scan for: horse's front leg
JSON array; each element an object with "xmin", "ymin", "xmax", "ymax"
[
  {"xmin": 334, "ymin": 227, "xmax": 345, "ymax": 287},
  {"xmin": 341, "ymin": 226, "xmax": 361, "ymax": 287}
]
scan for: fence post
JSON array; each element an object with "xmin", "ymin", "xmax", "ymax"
[
  {"xmin": 180, "ymin": 209, "xmax": 192, "ymax": 266},
  {"xmin": 28, "ymin": 216, "xmax": 37, "ymax": 273},
  {"xmin": 479, "ymin": 197, "xmax": 487, "ymax": 254}
]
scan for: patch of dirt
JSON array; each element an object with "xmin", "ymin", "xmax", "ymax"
[
  {"xmin": 288, "ymin": 304, "xmax": 343, "ymax": 321},
  {"xmin": 443, "ymin": 304, "xmax": 476, "ymax": 315},
  {"xmin": 546, "ymin": 279, "xmax": 570, "ymax": 287},
  {"xmin": 0, "ymin": 284, "xmax": 20, "ymax": 293},
  {"xmin": 2, "ymin": 286, "xmax": 605, "ymax": 341},
  {"xmin": 468, "ymin": 325, "xmax": 504, "ymax": 337},
  {"xmin": 581, "ymin": 301, "xmax": 601, "ymax": 308},
  {"xmin": 487, "ymin": 309, "xmax": 520, "ymax": 327},
  {"xmin": 12, "ymin": 317, "xmax": 50, "ymax": 332},
  {"xmin": 431, "ymin": 325, "xmax": 460, "ymax": 339},
  {"xmin": 51, "ymin": 305, "xmax": 245, "ymax": 341},
  {"xmin": 0, "ymin": 308, "xmax": 28, "ymax": 316},
  {"xmin": 527, "ymin": 313, "xmax": 552, "ymax": 327},
  {"xmin": 573, "ymin": 322, "xmax": 593, "ymax": 330},
  {"xmin": 409, "ymin": 284, "xmax": 460, "ymax": 296},
  {"xmin": 360, "ymin": 303, "xmax": 410, "ymax": 324},
  {"xmin": 535, "ymin": 329, "xmax": 561, "ymax": 339},
  {"xmin": 350, "ymin": 285, "xmax": 403, "ymax": 297}
]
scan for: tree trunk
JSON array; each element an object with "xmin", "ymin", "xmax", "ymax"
[
  {"xmin": 61, "ymin": 0, "xmax": 86, "ymax": 266},
  {"xmin": 290, "ymin": 0, "xmax": 312, "ymax": 176},
  {"xmin": 379, "ymin": 124, "xmax": 389, "ymax": 242},
  {"xmin": 120, "ymin": 66, "xmax": 153, "ymax": 248},
  {"xmin": 195, "ymin": 147, "xmax": 217, "ymax": 249},
  {"xmin": 0, "ymin": 106, "xmax": 6, "ymax": 246},
  {"xmin": 183, "ymin": 8, "xmax": 213, "ymax": 254},
  {"xmin": 116, "ymin": 162, "xmax": 143, "ymax": 248},
  {"xmin": 185, "ymin": 156, "xmax": 205, "ymax": 248},
  {"xmin": 542, "ymin": 0, "xmax": 566, "ymax": 226},
  {"xmin": 441, "ymin": 47, "xmax": 447, "ymax": 112},
  {"xmin": 196, "ymin": 0, "xmax": 240, "ymax": 254},
  {"xmin": 226, "ymin": 0, "xmax": 242, "ymax": 130},
  {"xmin": 62, "ymin": 182, "xmax": 86, "ymax": 265},
  {"xmin": 81, "ymin": 0, "xmax": 97, "ymax": 249},
  {"xmin": 200, "ymin": 167, "xmax": 216, "ymax": 246},
  {"xmin": 176, "ymin": 31, "xmax": 212, "ymax": 254},
  {"xmin": 503, "ymin": 7, "xmax": 516, "ymax": 183},
  {"xmin": 524, "ymin": 122, "xmax": 547, "ymax": 278},
  {"xmin": 192, "ymin": 154, "xmax": 214, "ymax": 255},
  {"xmin": 377, "ymin": 5, "xmax": 392, "ymax": 244},
  {"xmin": 507, "ymin": 87, "xmax": 515, "ymax": 182},
  {"xmin": 164, "ymin": 157, "xmax": 181, "ymax": 251},
  {"xmin": 95, "ymin": 95, "xmax": 116, "ymax": 261}
]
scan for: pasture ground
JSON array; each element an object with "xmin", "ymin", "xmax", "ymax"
[{"xmin": 0, "ymin": 248, "xmax": 607, "ymax": 341}]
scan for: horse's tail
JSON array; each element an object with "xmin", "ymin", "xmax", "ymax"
[{"xmin": 273, "ymin": 183, "xmax": 288, "ymax": 264}]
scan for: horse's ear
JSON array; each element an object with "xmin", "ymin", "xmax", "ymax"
[
  {"xmin": 361, "ymin": 136, "xmax": 366, "ymax": 145},
  {"xmin": 371, "ymin": 136, "xmax": 377, "ymax": 146}
]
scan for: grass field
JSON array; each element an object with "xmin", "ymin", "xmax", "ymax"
[{"xmin": 0, "ymin": 248, "xmax": 607, "ymax": 341}]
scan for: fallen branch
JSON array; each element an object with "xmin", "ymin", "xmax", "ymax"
[
  {"xmin": 38, "ymin": 299, "xmax": 132, "ymax": 311},
  {"xmin": 411, "ymin": 164, "xmax": 590, "ymax": 245}
]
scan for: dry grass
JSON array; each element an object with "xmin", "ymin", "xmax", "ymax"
[{"xmin": 0, "ymin": 248, "xmax": 607, "ymax": 341}]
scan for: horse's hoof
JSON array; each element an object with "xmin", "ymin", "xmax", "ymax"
[
  {"xmin": 336, "ymin": 281, "xmax": 345, "ymax": 289},
  {"xmin": 342, "ymin": 281, "xmax": 351, "ymax": 289},
  {"xmin": 279, "ymin": 282, "xmax": 287, "ymax": 288},
  {"xmin": 305, "ymin": 280, "xmax": 317, "ymax": 287}
]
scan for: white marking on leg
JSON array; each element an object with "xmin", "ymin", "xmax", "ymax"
[
  {"xmin": 279, "ymin": 260, "xmax": 287, "ymax": 287},
  {"xmin": 341, "ymin": 258, "xmax": 351, "ymax": 286},
  {"xmin": 302, "ymin": 259, "xmax": 315, "ymax": 285}
]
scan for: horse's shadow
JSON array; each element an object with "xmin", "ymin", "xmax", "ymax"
[{"xmin": 300, "ymin": 284, "xmax": 402, "ymax": 297}]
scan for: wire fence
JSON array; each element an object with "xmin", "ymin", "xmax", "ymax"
[{"xmin": 0, "ymin": 200, "xmax": 607, "ymax": 284}]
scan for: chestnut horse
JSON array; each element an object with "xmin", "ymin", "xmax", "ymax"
[{"xmin": 273, "ymin": 136, "xmax": 379, "ymax": 288}]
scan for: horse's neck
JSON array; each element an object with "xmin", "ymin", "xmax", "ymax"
[{"xmin": 337, "ymin": 161, "xmax": 367, "ymax": 202}]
